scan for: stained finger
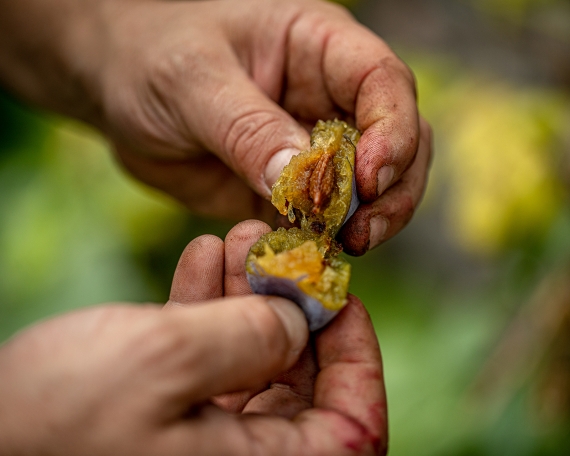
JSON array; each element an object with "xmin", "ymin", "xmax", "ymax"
[
  {"xmin": 224, "ymin": 219, "xmax": 273, "ymax": 296},
  {"xmin": 281, "ymin": 2, "xmax": 355, "ymax": 122},
  {"xmin": 312, "ymin": 295, "xmax": 387, "ymax": 454},
  {"xmin": 240, "ymin": 410, "xmax": 378, "ymax": 455},
  {"xmin": 339, "ymin": 116, "xmax": 432, "ymax": 255},
  {"xmin": 320, "ymin": 19, "xmax": 420, "ymax": 204},
  {"xmin": 184, "ymin": 297, "xmax": 386, "ymax": 455},
  {"xmin": 165, "ymin": 235, "xmax": 224, "ymax": 307},
  {"xmin": 156, "ymin": 405, "xmax": 378, "ymax": 456}
]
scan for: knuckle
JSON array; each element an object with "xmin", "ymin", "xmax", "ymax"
[
  {"xmin": 238, "ymin": 296, "xmax": 289, "ymax": 357},
  {"xmin": 103, "ymin": 54, "xmax": 193, "ymax": 152},
  {"xmin": 146, "ymin": 49, "xmax": 192, "ymax": 94},
  {"xmin": 378, "ymin": 55, "xmax": 417, "ymax": 95},
  {"xmin": 185, "ymin": 234, "xmax": 223, "ymax": 255},
  {"xmin": 134, "ymin": 50, "xmax": 206, "ymax": 151},
  {"xmin": 223, "ymin": 110, "xmax": 284, "ymax": 175},
  {"xmin": 135, "ymin": 316, "xmax": 190, "ymax": 364}
]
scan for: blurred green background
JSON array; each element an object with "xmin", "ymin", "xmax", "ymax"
[{"xmin": 1, "ymin": 0, "xmax": 569, "ymax": 454}]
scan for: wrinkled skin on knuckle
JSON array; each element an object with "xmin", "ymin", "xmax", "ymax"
[
  {"xmin": 103, "ymin": 83, "xmax": 183, "ymax": 158},
  {"xmin": 106, "ymin": 42, "xmax": 213, "ymax": 159},
  {"xmin": 139, "ymin": 49, "xmax": 205, "ymax": 152},
  {"xmin": 356, "ymin": 55, "xmax": 418, "ymax": 130},
  {"xmin": 147, "ymin": 51, "xmax": 185, "ymax": 97},
  {"xmin": 374, "ymin": 55, "xmax": 416, "ymax": 98},
  {"xmin": 387, "ymin": 56, "xmax": 417, "ymax": 99},
  {"xmin": 223, "ymin": 110, "xmax": 286, "ymax": 185}
]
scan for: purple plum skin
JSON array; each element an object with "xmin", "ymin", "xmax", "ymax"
[{"xmin": 246, "ymin": 271, "xmax": 338, "ymax": 331}]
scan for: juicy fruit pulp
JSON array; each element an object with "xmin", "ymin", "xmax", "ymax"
[
  {"xmin": 247, "ymin": 227, "xmax": 350, "ymax": 312},
  {"xmin": 247, "ymin": 120, "xmax": 359, "ymax": 325},
  {"xmin": 272, "ymin": 120, "xmax": 360, "ymax": 238}
]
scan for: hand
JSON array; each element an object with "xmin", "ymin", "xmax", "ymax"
[
  {"xmin": 0, "ymin": 0, "xmax": 432, "ymax": 252},
  {"xmin": 0, "ymin": 220, "xmax": 387, "ymax": 455}
]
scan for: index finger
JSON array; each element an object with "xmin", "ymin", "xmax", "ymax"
[{"xmin": 323, "ymin": 19, "xmax": 419, "ymax": 203}]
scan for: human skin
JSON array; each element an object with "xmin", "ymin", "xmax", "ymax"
[
  {"xmin": 0, "ymin": 221, "xmax": 387, "ymax": 455},
  {"xmin": 0, "ymin": 0, "xmax": 432, "ymax": 255}
]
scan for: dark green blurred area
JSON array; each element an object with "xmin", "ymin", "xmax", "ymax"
[{"xmin": 1, "ymin": 0, "xmax": 570, "ymax": 455}]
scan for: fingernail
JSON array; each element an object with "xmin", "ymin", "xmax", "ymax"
[
  {"xmin": 266, "ymin": 297, "xmax": 308, "ymax": 358},
  {"xmin": 264, "ymin": 148, "xmax": 299, "ymax": 195},
  {"xmin": 369, "ymin": 216, "xmax": 388, "ymax": 250},
  {"xmin": 377, "ymin": 166, "xmax": 394, "ymax": 196}
]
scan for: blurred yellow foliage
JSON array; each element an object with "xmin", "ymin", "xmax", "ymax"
[{"xmin": 441, "ymin": 81, "xmax": 567, "ymax": 255}]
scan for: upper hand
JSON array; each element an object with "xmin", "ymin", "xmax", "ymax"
[
  {"xmin": 0, "ymin": 220, "xmax": 387, "ymax": 455},
  {"xmin": 74, "ymin": 0, "xmax": 431, "ymax": 253}
]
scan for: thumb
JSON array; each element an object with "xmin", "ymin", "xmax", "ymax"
[
  {"xmin": 161, "ymin": 295, "xmax": 308, "ymax": 408},
  {"xmin": 182, "ymin": 63, "xmax": 310, "ymax": 198}
]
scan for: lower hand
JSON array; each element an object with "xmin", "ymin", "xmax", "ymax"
[{"xmin": 0, "ymin": 220, "xmax": 387, "ymax": 455}]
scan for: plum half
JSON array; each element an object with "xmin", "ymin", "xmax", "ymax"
[{"xmin": 246, "ymin": 120, "xmax": 360, "ymax": 331}]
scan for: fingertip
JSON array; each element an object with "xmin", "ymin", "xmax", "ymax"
[
  {"xmin": 169, "ymin": 234, "xmax": 225, "ymax": 304},
  {"xmin": 224, "ymin": 220, "xmax": 273, "ymax": 296},
  {"xmin": 224, "ymin": 219, "xmax": 273, "ymax": 246},
  {"xmin": 183, "ymin": 234, "xmax": 224, "ymax": 255}
]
